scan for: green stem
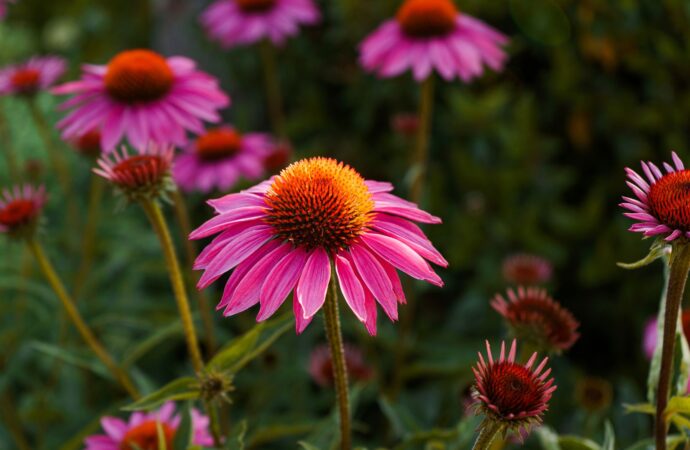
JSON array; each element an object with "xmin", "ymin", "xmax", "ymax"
[
  {"xmin": 26, "ymin": 99, "xmax": 72, "ymax": 196},
  {"xmin": 410, "ymin": 75, "xmax": 435, "ymax": 205},
  {"xmin": 204, "ymin": 399, "xmax": 224, "ymax": 448},
  {"xmin": 472, "ymin": 419, "xmax": 504, "ymax": 450},
  {"xmin": 139, "ymin": 198, "xmax": 205, "ymax": 374},
  {"xmin": 259, "ymin": 40, "xmax": 287, "ymax": 139},
  {"xmin": 26, "ymin": 238, "xmax": 140, "ymax": 399},
  {"xmin": 0, "ymin": 389, "xmax": 31, "ymax": 450},
  {"xmin": 323, "ymin": 273, "xmax": 351, "ymax": 450},
  {"xmin": 73, "ymin": 174, "xmax": 105, "ymax": 300},
  {"xmin": 171, "ymin": 189, "xmax": 217, "ymax": 355},
  {"xmin": 656, "ymin": 242, "xmax": 690, "ymax": 450}
]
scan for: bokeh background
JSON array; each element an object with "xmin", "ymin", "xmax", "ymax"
[{"xmin": 1, "ymin": 0, "xmax": 688, "ymax": 448}]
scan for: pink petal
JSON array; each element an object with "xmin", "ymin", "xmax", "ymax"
[
  {"xmin": 257, "ymin": 247, "xmax": 308, "ymax": 321},
  {"xmin": 296, "ymin": 248, "xmax": 332, "ymax": 319}
]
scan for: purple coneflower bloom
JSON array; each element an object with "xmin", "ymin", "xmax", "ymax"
[
  {"xmin": 83, "ymin": 402, "xmax": 213, "ymax": 450},
  {"xmin": 174, "ymin": 125, "xmax": 273, "ymax": 193},
  {"xmin": 201, "ymin": 0, "xmax": 320, "ymax": 49},
  {"xmin": 191, "ymin": 157, "xmax": 447, "ymax": 335},
  {"xmin": 0, "ymin": 56, "xmax": 66, "ymax": 96},
  {"xmin": 53, "ymin": 49, "xmax": 229, "ymax": 152},
  {"xmin": 359, "ymin": 0, "xmax": 508, "ymax": 82},
  {"xmin": 0, "ymin": 184, "xmax": 45, "ymax": 234}
]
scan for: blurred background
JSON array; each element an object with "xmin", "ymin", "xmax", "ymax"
[{"xmin": 1, "ymin": 0, "xmax": 689, "ymax": 448}]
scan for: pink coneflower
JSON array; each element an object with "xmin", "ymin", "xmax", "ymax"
[
  {"xmin": 0, "ymin": 184, "xmax": 46, "ymax": 236},
  {"xmin": 94, "ymin": 143, "xmax": 174, "ymax": 201},
  {"xmin": 0, "ymin": 0, "xmax": 15, "ymax": 19},
  {"xmin": 502, "ymin": 253, "xmax": 552, "ymax": 285},
  {"xmin": 84, "ymin": 402, "xmax": 213, "ymax": 450},
  {"xmin": 491, "ymin": 287, "xmax": 579, "ymax": 354},
  {"xmin": 174, "ymin": 125, "xmax": 272, "ymax": 193},
  {"xmin": 359, "ymin": 0, "xmax": 508, "ymax": 82},
  {"xmin": 643, "ymin": 310, "xmax": 690, "ymax": 360},
  {"xmin": 70, "ymin": 129, "xmax": 103, "ymax": 158},
  {"xmin": 53, "ymin": 49, "xmax": 229, "ymax": 152},
  {"xmin": 262, "ymin": 141, "xmax": 291, "ymax": 175},
  {"xmin": 621, "ymin": 152, "xmax": 690, "ymax": 241},
  {"xmin": 201, "ymin": 0, "xmax": 320, "ymax": 49},
  {"xmin": 309, "ymin": 344, "xmax": 374, "ymax": 387},
  {"xmin": 0, "ymin": 56, "xmax": 66, "ymax": 96},
  {"xmin": 191, "ymin": 157, "xmax": 447, "ymax": 335},
  {"xmin": 472, "ymin": 340, "xmax": 556, "ymax": 437}
]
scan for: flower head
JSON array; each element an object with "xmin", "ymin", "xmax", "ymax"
[
  {"xmin": 94, "ymin": 143, "xmax": 174, "ymax": 202},
  {"xmin": 191, "ymin": 157, "xmax": 447, "ymax": 335},
  {"xmin": 472, "ymin": 340, "xmax": 556, "ymax": 436},
  {"xmin": 0, "ymin": 184, "xmax": 46, "ymax": 237},
  {"xmin": 309, "ymin": 344, "xmax": 374, "ymax": 387},
  {"xmin": 491, "ymin": 287, "xmax": 579, "ymax": 354},
  {"xmin": 574, "ymin": 376, "xmax": 613, "ymax": 413},
  {"xmin": 201, "ymin": 0, "xmax": 320, "ymax": 49},
  {"xmin": 174, "ymin": 125, "xmax": 273, "ymax": 193},
  {"xmin": 359, "ymin": 0, "xmax": 508, "ymax": 82},
  {"xmin": 262, "ymin": 141, "xmax": 292, "ymax": 175},
  {"xmin": 0, "ymin": 56, "xmax": 66, "ymax": 96},
  {"xmin": 502, "ymin": 253, "xmax": 552, "ymax": 285},
  {"xmin": 53, "ymin": 49, "xmax": 229, "ymax": 152},
  {"xmin": 84, "ymin": 402, "xmax": 213, "ymax": 450},
  {"xmin": 70, "ymin": 128, "xmax": 103, "ymax": 158},
  {"xmin": 622, "ymin": 151, "xmax": 690, "ymax": 242}
]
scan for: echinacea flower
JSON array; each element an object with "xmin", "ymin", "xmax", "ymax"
[
  {"xmin": 502, "ymin": 253, "xmax": 552, "ymax": 285},
  {"xmin": 574, "ymin": 376, "xmax": 613, "ymax": 413},
  {"xmin": 262, "ymin": 142, "xmax": 291, "ymax": 175},
  {"xmin": 84, "ymin": 402, "xmax": 213, "ymax": 450},
  {"xmin": 622, "ymin": 151, "xmax": 690, "ymax": 242},
  {"xmin": 70, "ymin": 129, "xmax": 103, "ymax": 158},
  {"xmin": 0, "ymin": 56, "xmax": 66, "ymax": 96},
  {"xmin": 53, "ymin": 49, "xmax": 229, "ymax": 152},
  {"xmin": 201, "ymin": 0, "xmax": 320, "ymax": 49},
  {"xmin": 94, "ymin": 143, "xmax": 174, "ymax": 201},
  {"xmin": 309, "ymin": 343, "xmax": 374, "ymax": 387},
  {"xmin": 359, "ymin": 0, "xmax": 508, "ymax": 82},
  {"xmin": 472, "ymin": 340, "xmax": 556, "ymax": 436},
  {"xmin": 174, "ymin": 125, "xmax": 273, "ymax": 193},
  {"xmin": 0, "ymin": 184, "xmax": 46, "ymax": 237},
  {"xmin": 191, "ymin": 157, "xmax": 447, "ymax": 335},
  {"xmin": 491, "ymin": 287, "xmax": 579, "ymax": 354},
  {"xmin": 0, "ymin": 0, "xmax": 15, "ymax": 19}
]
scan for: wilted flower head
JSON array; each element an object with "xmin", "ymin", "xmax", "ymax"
[
  {"xmin": 70, "ymin": 128, "xmax": 103, "ymax": 158},
  {"xmin": 0, "ymin": 56, "xmax": 66, "ymax": 96},
  {"xmin": 575, "ymin": 376, "xmax": 613, "ymax": 413},
  {"xmin": 83, "ymin": 402, "xmax": 213, "ymax": 450},
  {"xmin": 94, "ymin": 143, "xmax": 174, "ymax": 202},
  {"xmin": 54, "ymin": 49, "xmax": 229, "ymax": 151},
  {"xmin": 201, "ymin": 0, "xmax": 320, "ymax": 49},
  {"xmin": 622, "ymin": 151, "xmax": 690, "ymax": 242},
  {"xmin": 359, "ymin": 0, "xmax": 508, "ymax": 82},
  {"xmin": 0, "ymin": 184, "xmax": 46, "ymax": 237},
  {"xmin": 174, "ymin": 125, "xmax": 273, "ymax": 193},
  {"xmin": 191, "ymin": 157, "xmax": 447, "ymax": 335},
  {"xmin": 502, "ymin": 253, "xmax": 552, "ymax": 285},
  {"xmin": 309, "ymin": 344, "xmax": 374, "ymax": 387},
  {"xmin": 472, "ymin": 340, "xmax": 556, "ymax": 437},
  {"xmin": 491, "ymin": 287, "xmax": 579, "ymax": 354}
]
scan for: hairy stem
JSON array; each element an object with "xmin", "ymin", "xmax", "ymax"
[
  {"xmin": 656, "ymin": 242, "xmax": 690, "ymax": 450},
  {"xmin": 140, "ymin": 198, "xmax": 205, "ymax": 374},
  {"xmin": 27, "ymin": 238, "xmax": 140, "ymax": 399},
  {"xmin": 410, "ymin": 75, "xmax": 435, "ymax": 205},
  {"xmin": 323, "ymin": 274, "xmax": 351, "ymax": 450},
  {"xmin": 472, "ymin": 419, "xmax": 504, "ymax": 450},
  {"xmin": 172, "ymin": 189, "xmax": 217, "ymax": 355}
]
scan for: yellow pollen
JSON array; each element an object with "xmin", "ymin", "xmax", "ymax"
[{"xmin": 264, "ymin": 157, "xmax": 374, "ymax": 251}]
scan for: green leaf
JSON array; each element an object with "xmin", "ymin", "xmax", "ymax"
[
  {"xmin": 378, "ymin": 396, "xmax": 421, "ymax": 438},
  {"xmin": 206, "ymin": 313, "xmax": 291, "ymax": 373},
  {"xmin": 30, "ymin": 341, "xmax": 110, "ymax": 379},
  {"xmin": 122, "ymin": 376, "xmax": 199, "ymax": 411},
  {"xmin": 558, "ymin": 435, "xmax": 601, "ymax": 450},
  {"xmin": 298, "ymin": 442, "xmax": 321, "ymax": 450},
  {"xmin": 602, "ymin": 422, "xmax": 615, "ymax": 450},
  {"xmin": 667, "ymin": 396, "xmax": 690, "ymax": 415},
  {"xmin": 536, "ymin": 426, "xmax": 561, "ymax": 450},
  {"xmin": 624, "ymin": 403, "xmax": 655, "ymax": 415},
  {"xmin": 173, "ymin": 403, "xmax": 192, "ymax": 450},
  {"xmin": 226, "ymin": 420, "xmax": 248, "ymax": 450},
  {"xmin": 122, "ymin": 320, "xmax": 183, "ymax": 368},
  {"xmin": 618, "ymin": 239, "xmax": 669, "ymax": 270}
]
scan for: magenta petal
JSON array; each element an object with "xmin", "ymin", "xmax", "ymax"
[
  {"xmin": 349, "ymin": 244, "xmax": 398, "ymax": 321},
  {"xmin": 373, "ymin": 214, "xmax": 448, "ymax": 267},
  {"xmin": 257, "ymin": 247, "xmax": 308, "ymax": 321},
  {"xmin": 361, "ymin": 232, "xmax": 443, "ymax": 287},
  {"xmin": 294, "ymin": 296, "xmax": 314, "ymax": 334},
  {"xmin": 197, "ymin": 226, "xmax": 273, "ymax": 289},
  {"xmin": 207, "ymin": 192, "xmax": 265, "ymax": 213},
  {"xmin": 100, "ymin": 417, "xmax": 127, "ymax": 440},
  {"xmin": 189, "ymin": 206, "xmax": 266, "ymax": 240},
  {"xmin": 335, "ymin": 253, "xmax": 367, "ymax": 321},
  {"xmin": 296, "ymin": 248, "xmax": 332, "ymax": 319}
]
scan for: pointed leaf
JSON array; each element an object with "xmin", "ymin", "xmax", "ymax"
[{"xmin": 122, "ymin": 376, "xmax": 199, "ymax": 411}]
